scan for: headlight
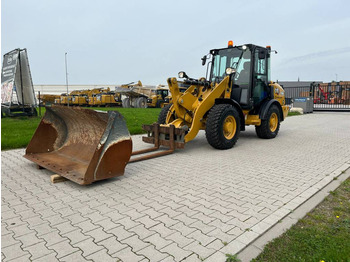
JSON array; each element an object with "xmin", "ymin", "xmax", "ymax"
[{"xmin": 226, "ymin": 67, "xmax": 236, "ymax": 75}]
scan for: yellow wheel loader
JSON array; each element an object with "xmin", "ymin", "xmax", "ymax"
[
  {"xmin": 25, "ymin": 42, "xmax": 288, "ymax": 185},
  {"xmin": 147, "ymin": 88, "xmax": 169, "ymax": 108}
]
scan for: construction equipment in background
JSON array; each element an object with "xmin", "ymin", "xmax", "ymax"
[
  {"xmin": 38, "ymin": 94, "xmax": 61, "ymax": 106},
  {"xmin": 313, "ymin": 84, "xmax": 329, "ymax": 104},
  {"xmin": 52, "ymin": 87, "xmax": 121, "ymax": 107},
  {"xmin": 116, "ymin": 81, "xmax": 158, "ymax": 108},
  {"xmin": 313, "ymin": 82, "xmax": 350, "ymax": 105},
  {"xmin": 88, "ymin": 91, "xmax": 122, "ymax": 107},
  {"xmin": 146, "ymin": 87, "xmax": 169, "ymax": 108},
  {"xmin": 25, "ymin": 42, "xmax": 289, "ymax": 185},
  {"xmin": 1, "ymin": 48, "xmax": 37, "ymax": 117},
  {"xmin": 72, "ymin": 89, "xmax": 91, "ymax": 106},
  {"xmin": 86, "ymin": 88, "xmax": 109, "ymax": 106},
  {"xmin": 55, "ymin": 90, "xmax": 81, "ymax": 106}
]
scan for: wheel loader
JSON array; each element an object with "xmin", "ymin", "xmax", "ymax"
[
  {"xmin": 147, "ymin": 88, "xmax": 169, "ymax": 108},
  {"xmin": 24, "ymin": 42, "xmax": 288, "ymax": 185}
]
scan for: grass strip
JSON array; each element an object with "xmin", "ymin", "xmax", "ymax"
[
  {"xmin": 252, "ymin": 177, "xmax": 350, "ymax": 262},
  {"xmin": 1, "ymin": 107, "xmax": 161, "ymax": 150}
]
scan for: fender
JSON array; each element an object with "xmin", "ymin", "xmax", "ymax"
[
  {"xmin": 215, "ymin": 98, "xmax": 245, "ymax": 131},
  {"xmin": 259, "ymin": 99, "xmax": 284, "ymax": 121}
]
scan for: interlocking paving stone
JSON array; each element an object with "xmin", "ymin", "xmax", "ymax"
[
  {"xmin": 2, "ymin": 233, "xmax": 20, "ymax": 248},
  {"xmin": 59, "ymin": 251, "xmax": 92, "ymax": 262},
  {"xmin": 48, "ymin": 239, "xmax": 80, "ymax": 259},
  {"xmin": 107, "ymin": 225, "xmax": 135, "ymax": 241},
  {"xmin": 85, "ymin": 249, "xmax": 117, "ymax": 262},
  {"xmin": 15, "ymin": 232, "xmax": 44, "ymax": 248},
  {"xmin": 144, "ymin": 233, "xmax": 173, "ymax": 250},
  {"xmin": 112, "ymin": 246, "xmax": 146, "ymax": 262},
  {"xmin": 160, "ymin": 243, "xmax": 192, "ymax": 261},
  {"xmin": 32, "ymin": 252, "xmax": 59, "ymax": 262},
  {"xmin": 22, "ymin": 241, "xmax": 55, "ymax": 260},
  {"xmin": 129, "ymin": 224, "xmax": 157, "ymax": 240},
  {"xmin": 71, "ymin": 238, "xmax": 104, "ymax": 257},
  {"xmin": 137, "ymin": 245, "xmax": 169, "ymax": 262},
  {"xmin": 61, "ymin": 230, "xmax": 89, "ymax": 246},
  {"xmin": 2, "ymin": 242, "xmax": 31, "ymax": 261},
  {"xmin": 165, "ymin": 232, "xmax": 195, "ymax": 248},
  {"xmin": 2, "ymin": 113, "xmax": 350, "ymax": 261},
  {"xmin": 97, "ymin": 236, "xmax": 129, "ymax": 255}
]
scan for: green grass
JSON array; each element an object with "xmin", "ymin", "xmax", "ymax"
[
  {"xmin": 1, "ymin": 115, "xmax": 42, "ymax": 150},
  {"xmin": 252, "ymin": 177, "xmax": 350, "ymax": 262},
  {"xmin": 87, "ymin": 107, "xmax": 161, "ymax": 134},
  {"xmin": 1, "ymin": 107, "xmax": 161, "ymax": 150},
  {"xmin": 288, "ymin": 111, "xmax": 302, "ymax": 117},
  {"xmin": 1, "ymin": 105, "xmax": 300, "ymax": 151}
]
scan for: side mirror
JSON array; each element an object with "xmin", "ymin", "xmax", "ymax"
[{"xmin": 201, "ymin": 55, "xmax": 207, "ymax": 66}]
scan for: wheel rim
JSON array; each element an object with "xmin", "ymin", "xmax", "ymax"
[
  {"xmin": 223, "ymin": 115, "xmax": 236, "ymax": 140},
  {"xmin": 269, "ymin": 113, "xmax": 278, "ymax": 132}
]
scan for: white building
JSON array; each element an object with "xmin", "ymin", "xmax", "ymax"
[{"xmin": 33, "ymin": 84, "xmax": 115, "ymax": 95}]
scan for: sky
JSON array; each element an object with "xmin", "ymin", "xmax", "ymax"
[{"xmin": 2, "ymin": 0, "xmax": 350, "ymax": 86}]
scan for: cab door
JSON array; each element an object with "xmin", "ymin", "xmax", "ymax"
[{"xmin": 252, "ymin": 48, "xmax": 269, "ymax": 106}]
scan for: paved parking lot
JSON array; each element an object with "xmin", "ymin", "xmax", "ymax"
[{"xmin": 2, "ymin": 112, "xmax": 350, "ymax": 261}]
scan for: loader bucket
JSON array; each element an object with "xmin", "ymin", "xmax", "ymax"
[{"xmin": 24, "ymin": 106, "xmax": 132, "ymax": 185}]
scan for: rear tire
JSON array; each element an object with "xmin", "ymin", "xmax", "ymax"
[
  {"xmin": 255, "ymin": 104, "xmax": 280, "ymax": 139},
  {"xmin": 136, "ymin": 97, "xmax": 147, "ymax": 108},
  {"xmin": 205, "ymin": 104, "xmax": 240, "ymax": 150},
  {"xmin": 157, "ymin": 103, "xmax": 173, "ymax": 124},
  {"xmin": 122, "ymin": 98, "xmax": 130, "ymax": 108}
]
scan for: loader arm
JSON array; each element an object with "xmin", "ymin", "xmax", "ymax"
[{"xmin": 167, "ymin": 76, "xmax": 230, "ymax": 143}]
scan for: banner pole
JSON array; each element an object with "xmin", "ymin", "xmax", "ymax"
[{"xmin": 18, "ymin": 50, "xmax": 25, "ymax": 113}]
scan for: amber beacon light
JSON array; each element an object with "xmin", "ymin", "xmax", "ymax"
[{"xmin": 228, "ymin": 40, "xmax": 233, "ymax": 47}]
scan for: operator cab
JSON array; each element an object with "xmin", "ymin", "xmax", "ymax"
[
  {"xmin": 209, "ymin": 43, "xmax": 271, "ymax": 109},
  {"xmin": 156, "ymin": 89, "xmax": 169, "ymax": 99}
]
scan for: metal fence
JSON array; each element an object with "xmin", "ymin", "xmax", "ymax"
[{"xmin": 282, "ymin": 82, "xmax": 350, "ymax": 111}]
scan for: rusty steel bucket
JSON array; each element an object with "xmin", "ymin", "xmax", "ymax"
[{"xmin": 24, "ymin": 106, "xmax": 132, "ymax": 185}]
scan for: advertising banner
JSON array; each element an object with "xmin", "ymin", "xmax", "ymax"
[
  {"xmin": 1, "ymin": 49, "xmax": 19, "ymax": 104},
  {"xmin": 1, "ymin": 49, "xmax": 36, "ymax": 106}
]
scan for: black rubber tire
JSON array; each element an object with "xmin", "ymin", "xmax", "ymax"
[
  {"xmin": 205, "ymin": 104, "xmax": 240, "ymax": 150},
  {"xmin": 136, "ymin": 97, "xmax": 147, "ymax": 108},
  {"xmin": 122, "ymin": 98, "xmax": 130, "ymax": 108},
  {"xmin": 156, "ymin": 100, "xmax": 164, "ymax": 108},
  {"xmin": 157, "ymin": 103, "xmax": 173, "ymax": 124},
  {"xmin": 255, "ymin": 104, "xmax": 280, "ymax": 139}
]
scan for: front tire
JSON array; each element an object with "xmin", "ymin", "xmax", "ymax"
[
  {"xmin": 157, "ymin": 103, "xmax": 173, "ymax": 124},
  {"xmin": 205, "ymin": 104, "xmax": 241, "ymax": 150},
  {"xmin": 255, "ymin": 104, "xmax": 280, "ymax": 139}
]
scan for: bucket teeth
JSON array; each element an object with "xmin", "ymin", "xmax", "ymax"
[{"xmin": 24, "ymin": 106, "xmax": 132, "ymax": 185}]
